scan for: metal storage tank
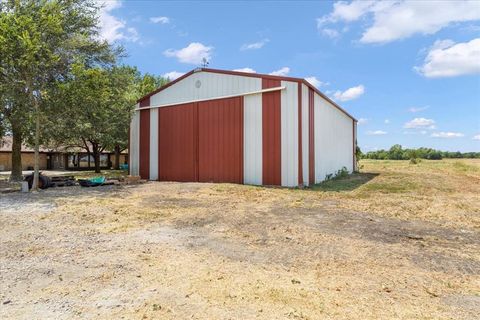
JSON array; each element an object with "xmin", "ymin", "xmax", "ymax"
[{"xmin": 129, "ymin": 68, "xmax": 357, "ymax": 187}]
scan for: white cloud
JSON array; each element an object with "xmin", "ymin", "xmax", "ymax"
[
  {"xmin": 333, "ymin": 85, "xmax": 365, "ymax": 101},
  {"xmin": 98, "ymin": 0, "xmax": 138, "ymax": 43},
  {"xmin": 233, "ymin": 67, "xmax": 256, "ymax": 73},
  {"xmin": 415, "ymin": 38, "xmax": 480, "ymax": 78},
  {"xmin": 164, "ymin": 42, "xmax": 213, "ymax": 65},
  {"xmin": 321, "ymin": 28, "xmax": 341, "ymax": 39},
  {"xmin": 384, "ymin": 119, "xmax": 390, "ymax": 124},
  {"xmin": 367, "ymin": 130, "xmax": 387, "ymax": 135},
  {"xmin": 408, "ymin": 106, "xmax": 429, "ymax": 113},
  {"xmin": 240, "ymin": 39, "xmax": 269, "ymax": 50},
  {"xmin": 473, "ymin": 134, "xmax": 480, "ymax": 140},
  {"xmin": 150, "ymin": 16, "xmax": 170, "ymax": 24},
  {"xmin": 162, "ymin": 71, "xmax": 185, "ymax": 80},
  {"xmin": 305, "ymin": 76, "xmax": 325, "ymax": 88},
  {"xmin": 358, "ymin": 118, "xmax": 368, "ymax": 125},
  {"xmin": 404, "ymin": 117, "xmax": 436, "ymax": 129},
  {"xmin": 318, "ymin": 1, "xmax": 480, "ymax": 44},
  {"xmin": 269, "ymin": 67, "xmax": 290, "ymax": 76},
  {"xmin": 431, "ymin": 132, "xmax": 465, "ymax": 138}
]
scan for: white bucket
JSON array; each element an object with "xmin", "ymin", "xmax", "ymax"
[{"xmin": 21, "ymin": 181, "xmax": 29, "ymax": 193}]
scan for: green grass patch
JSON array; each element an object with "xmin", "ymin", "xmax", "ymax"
[{"xmin": 311, "ymin": 173, "xmax": 378, "ymax": 192}]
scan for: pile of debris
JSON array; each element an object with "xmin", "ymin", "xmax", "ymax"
[{"xmin": 22, "ymin": 173, "xmax": 145, "ymax": 191}]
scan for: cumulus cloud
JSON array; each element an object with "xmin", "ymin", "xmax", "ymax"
[
  {"xmin": 98, "ymin": 0, "xmax": 138, "ymax": 43},
  {"xmin": 366, "ymin": 130, "xmax": 387, "ymax": 135},
  {"xmin": 232, "ymin": 67, "xmax": 256, "ymax": 73},
  {"xmin": 162, "ymin": 71, "xmax": 185, "ymax": 80},
  {"xmin": 473, "ymin": 134, "xmax": 480, "ymax": 140},
  {"xmin": 269, "ymin": 67, "xmax": 290, "ymax": 76},
  {"xmin": 384, "ymin": 119, "xmax": 390, "ymax": 124},
  {"xmin": 305, "ymin": 76, "xmax": 325, "ymax": 88},
  {"xmin": 164, "ymin": 42, "xmax": 213, "ymax": 65},
  {"xmin": 404, "ymin": 118, "xmax": 436, "ymax": 129},
  {"xmin": 408, "ymin": 106, "xmax": 429, "ymax": 113},
  {"xmin": 358, "ymin": 118, "xmax": 368, "ymax": 125},
  {"xmin": 240, "ymin": 39, "xmax": 269, "ymax": 50},
  {"xmin": 415, "ymin": 38, "xmax": 480, "ymax": 78},
  {"xmin": 150, "ymin": 16, "xmax": 170, "ymax": 24},
  {"xmin": 318, "ymin": 1, "xmax": 480, "ymax": 44},
  {"xmin": 431, "ymin": 132, "xmax": 465, "ymax": 138},
  {"xmin": 333, "ymin": 85, "xmax": 365, "ymax": 101}
]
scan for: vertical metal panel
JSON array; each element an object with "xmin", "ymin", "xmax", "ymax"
[
  {"xmin": 198, "ymin": 97, "xmax": 244, "ymax": 183},
  {"xmin": 353, "ymin": 120, "xmax": 357, "ymax": 172},
  {"xmin": 314, "ymin": 92, "xmax": 354, "ymax": 183},
  {"xmin": 129, "ymin": 103, "xmax": 140, "ymax": 176},
  {"xmin": 297, "ymin": 82, "xmax": 303, "ymax": 186},
  {"xmin": 244, "ymin": 93, "xmax": 262, "ymax": 185},
  {"xmin": 150, "ymin": 71, "xmax": 261, "ymax": 107},
  {"xmin": 158, "ymin": 103, "xmax": 196, "ymax": 182},
  {"xmin": 301, "ymin": 84, "xmax": 311, "ymax": 186},
  {"xmin": 308, "ymin": 88, "xmax": 315, "ymax": 185},
  {"xmin": 149, "ymin": 108, "xmax": 159, "ymax": 180},
  {"xmin": 139, "ymin": 97, "xmax": 150, "ymax": 180},
  {"xmin": 262, "ymin": 79, "xmax": 281, "ymax": 186},
  {"xmin": 280, "ymin": 81, "xmax": 299, "ymax": 187}
]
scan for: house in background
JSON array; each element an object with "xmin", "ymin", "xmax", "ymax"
[{"xmin": 0, "ymin": 136, "xmax": 128, "ymax": 171}]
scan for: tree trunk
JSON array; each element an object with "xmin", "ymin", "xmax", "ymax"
[
  {"xmin": 114, "ymin": 145, "xmax": 120, "ymax": 170},
  {"xmin": 31, "ymin": 99, "xmax": 40, "ymax": 191},
  {"xmin": 92, "ymin": 145, "xmax": 101, "ymax": 173},
  {"xmin": 9, "ymin": 124, "xmax": 23, "ymax": 182}
]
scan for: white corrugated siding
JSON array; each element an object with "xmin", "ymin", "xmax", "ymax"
[
  {"xmin": 301, "ymin": 83, "xmax": 309, "ymax": 186},
  {"xmin": 280, "ymin": 81, "xmax": 299, "ymax": 187},
  {"xmin": 129, "ymin": 103, "xmax": 140, "ymax": 176},
  {"xmin": 244, "ymin": 93, "xmax": 262, "ymax": 185},
  {"xmin": 149, "ymin": 108, "xmax": 159, "ymax": 180},
  {"xmin": 150, "ymin": 71, "xmax": 261, "ymax": 107},
  {"xmin": 314, "ymin": 93, "xmax": 354, "ymax": 183}
]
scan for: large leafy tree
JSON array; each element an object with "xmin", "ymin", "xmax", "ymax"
[
  {"xmin": 46, "ymin": 64, "xmax": 138, "ymax": 173},
  {"xmin": 0, "ymin": 0, "xmax": 116, "ymax": 187}
]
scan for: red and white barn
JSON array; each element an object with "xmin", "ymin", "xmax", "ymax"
[{"xmin": 129, "ymin": 68, "xmax": 357, "ymax": 187}]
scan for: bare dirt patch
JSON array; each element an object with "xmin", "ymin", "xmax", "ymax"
[{"xmin": 1, "ymin": 160, "xmax": 479, "ymax": 319}]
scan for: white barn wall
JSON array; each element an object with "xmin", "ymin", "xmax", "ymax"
[
  {"xmin": 301, "ymin": 83, "xmax": 309, "ymax": 186},
  {"xmin": 129, "ymin": 103, "xmax": 140, "ymax": 176},
  {"xmin": 149, "ymin": 108, "xmax": 159, "ymax": 180},
  {"xmin": 150, "ymin": 72, "xmax": 262, "ymax": 107},
  {"xmin": 314, "ymin": 93, "xmax": 354, "ymax": 183},
  {"xmin": 243, "ymin": 93, "xmax": 263, "ymax": 185},
  {"xmin": 280, "ymin": 81, "xmax": 299, "ymax": 187}
]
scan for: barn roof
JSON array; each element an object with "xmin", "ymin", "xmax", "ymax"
[{"xmin": 137, "ymin": 68, "xmax": 357, "ymax": 122}]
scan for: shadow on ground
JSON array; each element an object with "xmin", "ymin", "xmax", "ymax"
[{"xmin": 310, "ymin": 172, "xmax": 379, "ymax": 192}]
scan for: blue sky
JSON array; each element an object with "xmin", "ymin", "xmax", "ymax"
[{"xmin": 99, "ymin": 0, "xmax": 480, "ymax": 152}]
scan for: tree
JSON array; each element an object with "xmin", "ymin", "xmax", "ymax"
[
  {"xmin": 48, "ymin": 64, "xmax": 138, "ymax": 173},
  {"xmin": 0, "ymin": 0, "xmax": 116, "ymax": 188}
]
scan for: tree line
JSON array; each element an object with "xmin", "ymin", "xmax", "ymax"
[
  {"xmin": 360, "ymin": 144, "xmax": 480, "ymax": 160},
  {"xmin": 0, "ymin": 0, "xmax": 169, "ymax": 188}
]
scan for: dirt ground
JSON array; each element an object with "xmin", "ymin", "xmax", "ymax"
[{"xmin": 1, "ymin": 160, "xmax": 479, "ymax": 319}]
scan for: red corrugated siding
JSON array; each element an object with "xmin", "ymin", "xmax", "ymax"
[
  {"xmin": 262, "ymin": 79, "xmax": 281, "ymax": 186},
  {"xmin": 158, "ymin": 103, "xmax": 196, "ymax": 182},
  {"xmin": 308, "ymin": 88, "xmax": 315, "ymax": 185},
  {"xmin": 139, "ymin": 97, "xmax": 150, "ymax": 179},
  {"xmin": 198, "ymin": 97, "xmax": 243, "ymax": 183}
]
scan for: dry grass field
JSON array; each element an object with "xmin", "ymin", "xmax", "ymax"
[{"xmin": 1, "ymin": 159, "xmax": 479, "ymax": 319}]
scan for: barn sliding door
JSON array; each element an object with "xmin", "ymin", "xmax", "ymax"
[
  {"xmin": 198, "ymin": 97, "xmax": 243, "ymax": 183},
  {"xmin": 157, "ymin": 97, "xmax": 243, "ymax": 184},
  {"xmin": 158, "ymin": 103, "xmax": 197, "ymax": 182}
]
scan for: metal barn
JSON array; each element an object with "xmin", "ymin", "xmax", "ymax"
[{"xmin": 129, "ymin": 68, "xmax": 357, "ymax": 187}]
